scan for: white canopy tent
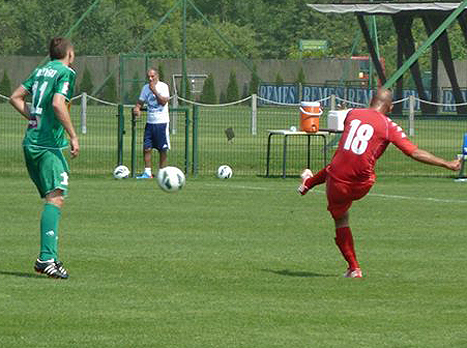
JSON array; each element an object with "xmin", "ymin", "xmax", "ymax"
[{"xmin": 307, "ymin": 3, "xmax": 463, "ymax": 15}]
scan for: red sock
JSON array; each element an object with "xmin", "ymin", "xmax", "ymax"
[
  {"xmin": 335, "ymin": 227, "xmax": 359, "ymax": 270},
  {"xmin": 304, "ymin": 167, "xmax": 327, "ymax": 189}
]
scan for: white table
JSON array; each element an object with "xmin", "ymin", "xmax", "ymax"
[{"xmin": 266, "ymin": 129, "xmax": 341, "ymax": 178}]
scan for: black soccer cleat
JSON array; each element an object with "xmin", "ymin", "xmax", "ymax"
[{"xmin": 34, "ymin": 259, "xmax": 69, "ymax": 279}]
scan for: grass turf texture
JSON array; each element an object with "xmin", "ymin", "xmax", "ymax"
[{"xmin": 1, "ymin": 175, "xmax": 467, "ymax": 347}]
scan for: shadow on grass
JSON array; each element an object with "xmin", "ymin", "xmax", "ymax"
[
  {"xmin": 0, "ymin": 271, "xmax": 45, "ymax": 279},
  {"xmin": 262, "ymin": 269, "xmax": 335, "ymax": 278}
]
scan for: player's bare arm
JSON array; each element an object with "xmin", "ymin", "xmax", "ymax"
[
  {"xmin": 53, "ymin": 93, "xmax": 79, "ymax": 158},
  {"xmin": 9, "ymin": 85, "xmax": 31, "ymax": 120},
  {"xmin": 410, "ymin": 148, "xmax": 460, "ymax": 171},
  {"xmin": 133, "ymin": 100, "xmax": 144, "ymax": 118},
  {"xmin": 149, "ymin": 80, "xmax": 169, "ymax": 106},
  {"xmin": 154, "ymin": 90, "xmax": 169, "ymax": 106}
]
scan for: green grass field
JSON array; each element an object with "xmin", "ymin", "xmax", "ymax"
[{"xmin": 1, "ymin": 175, "xmax": 467, "ymax": 348}]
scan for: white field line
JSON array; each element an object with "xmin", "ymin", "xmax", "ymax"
[
  {"xmin": 205, "ymin": 183, "xmax": 467, "ymax": 204},
  {"xmin": 366, "ymin": 192, "xmax": 467, "ymax": 204},
  {"xmin": 315, "ymin": 189, "xmax": 467, "ymax": 204},
  {"xmin": 205, "ymin": 183, "xmax": 269, "ymax": 191}
]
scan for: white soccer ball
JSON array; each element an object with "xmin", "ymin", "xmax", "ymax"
[
  {"xmin": 157, "ymin": 166, "xmax": 186, "ymax": 192},
  {"xmin": 113, "ymin": 165, "xmax": 130, "ymax": 179},
  {"xmin": 217, "ymin": 165, "xmax": 233, "ymax": 179}
]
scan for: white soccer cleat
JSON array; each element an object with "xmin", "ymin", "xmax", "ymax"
[
  {"xmin": 298, "ymin": 169, "xmax": 313, "ymax": 195},
  {"xmin": 343, "ymin": 268, "xmax": 362, "ymax": 278}
]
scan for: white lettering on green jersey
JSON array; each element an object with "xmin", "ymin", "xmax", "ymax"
[{"xmin": 22, "ymin": 60, "xmax": 76, "ymax": 149}]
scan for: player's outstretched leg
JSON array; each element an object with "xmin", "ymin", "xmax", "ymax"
[{"xmin": 298, "ymin": 167, "xmax": 327, "ymax": 195}]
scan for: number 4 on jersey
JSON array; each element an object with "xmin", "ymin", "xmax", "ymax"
[{"xmin": 343, "ymin": 119, "xmax": 375, "ymax": 155}]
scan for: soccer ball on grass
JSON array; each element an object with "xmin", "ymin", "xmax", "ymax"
[
  {"xmin": 113, "ymin": 165, "xmax": 130, "ymax": 179},
  {"xmin": 217, "ymin": 165, "xmax": 233, "ymax": 179},
  {"xmin": 157, "ymin": 166, "xmax": 186, "ymax": 192}
]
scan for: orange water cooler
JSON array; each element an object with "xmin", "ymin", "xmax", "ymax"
[{"xmin": 300, "ymin": 101, "xmax": 322, "ymax": 133}]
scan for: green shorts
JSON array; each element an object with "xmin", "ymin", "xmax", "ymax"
[{"xmin": 23, "ymin": 146, "xmax": 70, "ymax": 198}]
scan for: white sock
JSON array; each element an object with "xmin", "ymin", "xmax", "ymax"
[{"xmin": 144, "ymin": 168, "xmax": 152, "ymax": 176}]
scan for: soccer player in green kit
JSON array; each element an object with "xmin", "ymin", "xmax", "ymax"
[{"xmin": 9, "ymin": 37, "xmax": 79, "ymax": 279}]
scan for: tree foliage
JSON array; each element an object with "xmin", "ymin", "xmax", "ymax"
[
  {"xmin": 249, "ymin": 64, "xmax": 260, "ymax": 95},
  {"xmin": 178, "ymin": 74, "xmax": 192, "ymax": 103},
  {"xmin": 100, "ymin": 73, "xmax": 117, "ymax": 102},
  {"xmin": 0, "ymin": 1, "xmax": 21, "ymax": 54},
  {"xmin": 219, "ymin": 90, "xmax": 226, "ymax": 104},
  {"xmin": 79, "ymin": 65, "xmax": 94, "ymax": 94},
  {"xmin": 226, "ymin": 70, "xmax": 239, "ymax": 102},
  {"xmin": 0, "ymin": 70, "xmax": 12, "ymax": 98},
  {"xmin": 199, "ymin": 73, "xmax": 216, "ymax": 104},
  {"xmin": 275, "ymin": 73, "xmax": 284, "ymax": 84},
  {"xmin": 296, "ymin": 67, "xmax": 306, "ymax": 84},
  {"xmin": 2, "ymin": 0, "xmax": 467, "ymax": 83},
  {"xmin": 158, "ymin": 64, "xmax": 165, "ymax": 82},
  {"xmin": 125, "ymin": 71, "xmax": 142, "ymax": 104},
  {"xmin": 186, "ymin": 20, "xmax": 260, "ymax": 59}
]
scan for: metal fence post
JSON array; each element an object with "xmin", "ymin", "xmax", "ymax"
[
  {"xmin": 251, "ymin": 94, "xmax": 257, "ymax": 135},
  {"xmin": 131, "ymin": 109, "xmax": 137, "ymax": 178},
  {"xmin": 409, "ymin": 95, "xmax": 415, "ymax": 136},
  {"xmin": 171, "ymin": 103, "xmax": 178, "ymax": 135},
  {"xmin": 117, "ymin": 104, "xmax": 124, "ymax": 166},
  {"xmin": 172, "ymin": 94, "xmax": 179, "ymax": 108},
  {"xmin": 185, "ymin": 107, "xmax": 190, "ymax": 175},
  {"xmin": 330, "ymin": 94, "xmax": 336, "ymax": 110},
  {"xmin": 80, "ymin": 93, "xmax": 87, "ymax": 134},
  {"xmin": 192, "ymin": 105, "xmax": 199, "ymax": 176}
]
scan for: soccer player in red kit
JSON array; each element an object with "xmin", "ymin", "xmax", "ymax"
[{"xmin": 298, "ymin": 89, "xmax": 460, "ymax": 278}]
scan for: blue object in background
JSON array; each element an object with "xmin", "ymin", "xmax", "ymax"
[{"xmin": 463, "ymin": 133, "xmax": 467, "ymax": 155}]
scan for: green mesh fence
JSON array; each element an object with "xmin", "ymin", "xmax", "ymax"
[
  {"xmin": 73, "ymin": 99, "xmax": 117, "ymax": 176},
  {"xmin": 378, "ymin": 114, "xmax": 467, "ymax": 176},
  {"xmin": 0, "ymin": 94, "xmax": 119, "ymax": 177},
  {"xmin": 1, "ymin": 93, "xmax": 466, "ymax": 178},
  {"xmin": 188, "ymin": 98, "xmax": 467, "ymax": 178},
  {"xmin": 191, "ymin": 102, "xmax": 331, "ymax": 177},
  {"xmin": 0, "ymin": 94, "xmax": 24, "ymax": 176}
]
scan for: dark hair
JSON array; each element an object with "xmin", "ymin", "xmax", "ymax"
[{"xmin": 49, "ymin": 37, "xmax": 72, "ymax": 60}]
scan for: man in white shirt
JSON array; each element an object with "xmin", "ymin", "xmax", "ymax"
[{"xmin": 132, "ymin": 68, "xmax": 170, "ymax": 178}]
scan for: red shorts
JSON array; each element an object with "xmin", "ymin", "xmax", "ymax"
[{"xmin": 326, "ymin": 176, "xmax": 373, "ymax": 220}]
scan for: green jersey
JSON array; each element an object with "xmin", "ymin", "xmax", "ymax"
[{"xmin": 22, "ymin": 60, "xmax": 76, "ymax": 149}]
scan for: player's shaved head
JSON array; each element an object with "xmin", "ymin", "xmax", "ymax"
[{"xmin": 370, "ymin": 88, "xmax": 393, "ymax": 114}]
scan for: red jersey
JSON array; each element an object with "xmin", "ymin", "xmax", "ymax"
[{"xmin": 327, "ymin": 108, "xmax": 417, "ymax": 184}]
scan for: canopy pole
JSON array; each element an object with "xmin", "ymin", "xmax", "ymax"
[
  {"xmin": 356, "ymin": 14, "xmax": 386, "ymax": 85},
  {"xmin": 384, "ymin": 0, "xmax": 467, "ymax": 88}
]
